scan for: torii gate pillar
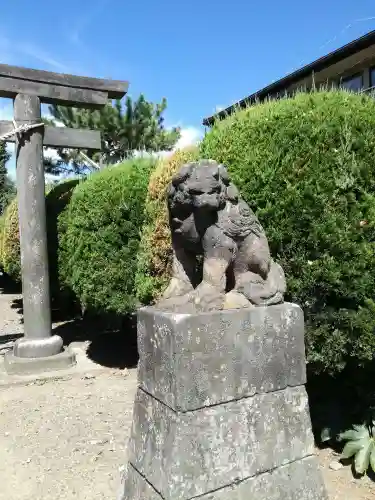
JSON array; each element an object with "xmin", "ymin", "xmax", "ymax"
[
  {"xmin": 12, "ymin": 94, "xmax": 61, "ymax": 362},
  {"xmin": 0, "ymin": 63, "xmax": 128, "ymax": 375}
]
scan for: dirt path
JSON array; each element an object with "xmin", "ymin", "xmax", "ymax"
[
  {"xmin": 0, "ymin": 293, "xmax": 23, "ymax": 338},
  {"xmin": 0, "ymin": 370, "xmax": 137, "ymax": 500},
  {"xmin": 319, "ymin": 448, "xmax": 374, "ymax": 500}
]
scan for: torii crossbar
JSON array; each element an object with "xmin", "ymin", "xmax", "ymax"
[{"xmin": 0, "ymin": 63, "xmax": 128, "ymax": 375}]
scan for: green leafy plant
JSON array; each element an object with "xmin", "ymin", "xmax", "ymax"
[
  {"xmin": 0, "ymin": 141, "xmax": 15, "ymax": 215},
  {"xmin": 338, "ymin": 422, "xmax": 375, "ymax": 475},
  {"xmin": 201, "ymin": 89, "xmax": 375, "ymax": 377},
  {"xmin": 59, "ymin": 157, "xmax": 155, "ymax": 316},
  {"xmin": 2, "ymin": 198, "xmax": 20, "ymax": 280},
  {"xmin": 135, "ymin": 146, "xmax": 199, "ymax": 304},
  {"xmin": 0, "ymin": 180, "xmax": 80, "ymax": 297}
]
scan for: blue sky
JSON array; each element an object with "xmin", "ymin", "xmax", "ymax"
[{"xmin": 1, "ymin": 0, "xmax": 375, "ymax": 176}]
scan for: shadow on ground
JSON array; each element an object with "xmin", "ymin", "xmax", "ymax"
[
  {"xmin": 10, "ymin": 296, "xmax": 82, "ymax": 325},
  {"xmin": 9, "ymin": 293, "xmax": 139, "ymax": 370},
  {"xmin": 10, "ymin": 297, "xmax": 23, "ymax": 318},
  {"xmin": 0, "ymin": 272, "xmax": 22, "ymax": 295},
  {"xmin": 54, "ymin": 314, "xmax": 139, "ymax": 369},
  {"xmin": 308, "ymin": 363, "xmax": 375, "ymax": 474}
]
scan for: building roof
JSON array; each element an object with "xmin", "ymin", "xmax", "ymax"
[{"xmin": 203, "ymin": 29, "xmax": 375, "ymax": 126}]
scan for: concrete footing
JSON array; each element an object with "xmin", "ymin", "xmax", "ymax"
[
  {"xmin": 120, "ymin": 303, "xmax": 328, "ymax": 500},
  {"xmin": 4, "ymin": 348, "xmax": 76, "ymax": 375}
]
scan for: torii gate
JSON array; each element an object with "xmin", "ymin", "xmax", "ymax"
[{"xmin": 0, "ymin": 64, "xmax": 128, "ymax": 375}]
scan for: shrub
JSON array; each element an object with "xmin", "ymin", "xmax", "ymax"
[
  {"xmin": 45, "ymin": 179, "xmax": 80, "ymax": 303},
  {"xmin": 0, "ymin": 180, "xmax": 80, "ymax": 294},
  {"xmin": 135, "ymin": 147, "xmax": 199, "ymax": 304},
  {"xmin": 0, "ymin": 213, "xmax": 6, "ymax": 269},
  {"xmin": 2, "ymin": 198, "xmax": 20, "ymax": 281},
  {"xmin": 59, "ymin": 158, "xmax": 155, "ymax": 315},
  {"xmin": 201, "ymin": 90, "xmax": 375, "ymax": 376}
]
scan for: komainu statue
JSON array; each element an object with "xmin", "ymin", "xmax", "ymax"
[{"xmin": 156, "ymin": 159, "xmax": 286, "ymax": 313}]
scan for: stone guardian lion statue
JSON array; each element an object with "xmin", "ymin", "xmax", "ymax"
[{"xmin": 156, "ymin": 159, "xmax": 286, "ymax": 313}]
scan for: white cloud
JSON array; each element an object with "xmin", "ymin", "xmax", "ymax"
[
  {"xmin": 133, "ymin": 126, "xmax": 203, "ymax": 160},
  {"xmin": 68, "ymin": 0, "xmax": 110, "ymax": 47},
  {"xmin": 15, "ymin": 43, "xmax": 68, "ymax": 72},
  {"xmin": 174, "ymin": 126, "xmax": 203, "ymax": 150},
  {"xmin": 0, "ymin": 32, "xmax": 69, "ymax": 73},
  {"xmin": 44, "ymin": 147, "xmax": 61, "ymax": 161},
  {"xmin": 43, "ymin": 113, "xmax": 65, "ymax": 127}
]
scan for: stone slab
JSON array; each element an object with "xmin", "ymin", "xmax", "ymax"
[
  {"xmin": 0, "ymin": 342, "xmax": 111, "ymax": 386},
  {"xmin": 4, "ymin": 347, "xmax": 76, "ymax": 375},
  {"xmin": 121, "ymin": 464, "xmax": 161, "ymax": 500},
  {"xmin": 138, "ymin": 303, "xmax": 305, "ymax": 411},
  {"xmin": 127, "ymin": 386, "xmax": 315, "ymax": 499},
  {"xmin": 122, "ymin": 456, "xmax": 328, "ymax": 500}
]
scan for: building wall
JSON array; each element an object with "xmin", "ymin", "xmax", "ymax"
[{"xmin": 269, "ymin": 44, "xmax": 375, "ymax": 99}]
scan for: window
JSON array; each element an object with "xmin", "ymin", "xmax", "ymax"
[
  {"xmin": 340, "ymin": 73, "xmax": 363, "ymax": 92},
  {"xmin": 370, "ymin": 67, "xmax": 375, "ymax": 88}
]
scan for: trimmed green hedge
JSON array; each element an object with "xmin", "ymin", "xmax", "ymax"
[
  {"xmin": 201, "ymin": 90, "xmax": 375, "ymax": 375},
  {"xmin": 59, "ymin": 158, "xmax": 155, "ymax": 315},
  {"xmin": 0, "ymin": 213, "xmax": 5, "ymax": 269},
  {"xmin": 2, "ymin": 198, "xmax": 20, "ymax": 281},
  {"xmin": 0, "ymin": 180, "xmax": 80, "ymax": 293},
  {"xmin": 45, "ymin": 179, "xmax": 80, "ymax": 303}
]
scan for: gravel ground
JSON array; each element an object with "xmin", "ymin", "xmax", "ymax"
[
  {"xmin": 0, "ymin": 370, "xmax": 137, "ymax": 500},
  {"xmin": 0, "ymin": 287, "xmax": 138, "ymax": 500},
  {"xmin": 0, "ymin": 293, "xmax": 23, "ymax": 337},
  {"xmin": 319, "ymin": 447, "xmax": 374, "ymax": 500}
]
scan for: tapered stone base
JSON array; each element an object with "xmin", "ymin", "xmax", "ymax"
[
  {"xmin": 4, "ymin": 348, "xmax": 76, "ymax": 375},
  {"xmin": 120, "ymin": 304, "xmax": 328, "ymax": 500}
]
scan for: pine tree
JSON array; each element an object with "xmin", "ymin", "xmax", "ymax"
[
  {"xmin": 0, "ymin": 141, "xmax": 8, "ymax": 191},
  {"xmin": 45, "ymin": 95, "xmax": 180, "ymax": 174},
  {"xmin": 0, "ymin": 141, "xmax": 15, "ymax": 214}
]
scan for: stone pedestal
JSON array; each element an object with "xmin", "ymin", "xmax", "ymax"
[
  {"xmin": 4, "ymin": 349, "xmax": 76, "ymax": 375},
  {"xmin": 120, "ymin": 303, "xmax": 328, "ymax": 500}
]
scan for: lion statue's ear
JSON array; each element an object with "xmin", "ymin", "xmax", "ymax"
[
  {"xmin": 218, "ymin": 164, "xmax": 230, "ymax": 186},
  {"xmin": 172, "ymin": 163, "xmax": 194, "ymax": 186},
  {"xmin": 226, "ymin": 183, "xmax": 239, "ymax": 203}
]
